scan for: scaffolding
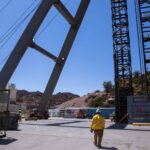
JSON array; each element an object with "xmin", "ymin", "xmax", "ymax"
[{"xmin": 111, "ymin": 0, "xmax": 133, "ymax": 123}]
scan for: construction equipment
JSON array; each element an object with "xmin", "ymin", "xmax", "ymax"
[{"xmin": 26, "ymin": 108, "xmax": 49, "ymax": 120}]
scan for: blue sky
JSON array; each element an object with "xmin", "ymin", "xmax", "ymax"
[{"xmin": 0, "ymin": 0, "xmax": 139, "ymax": 96}]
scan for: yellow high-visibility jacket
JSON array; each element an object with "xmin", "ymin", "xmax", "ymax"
[{"xmin": 91, "ymin": 114, "xmax": 105, "ymax": 130}]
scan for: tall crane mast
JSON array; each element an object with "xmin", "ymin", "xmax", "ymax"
[
  {"xmin": 111, "ymin": 0, "xmax": 133, "ymax": 123},
  {"xmin": 136, "ymin": 0, "xmax": 150, "ymax": 94},
  {"xmin": 0, "ymin": 0, "xmax": 90, "ymax": 112}
]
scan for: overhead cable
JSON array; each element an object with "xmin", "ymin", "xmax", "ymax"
[
  {"xmin": 0, "ymin": 0, "xmax": 40, "ymax": 44},
  {"xmin": 0, "ymin": 0, "xmax": 41, "ymax": 51},
  {"xmin": 0, "ymin": 0, "xmax": 13, "ymax": 13},
  {"xmin": 0, "ymin": 53, "xmax": 11, "ymax": 67},
  {"xmin": 35, "ymin": 0, "xmax": 70, "ymax": 40},
  {"xmin": 0, "ymin": 1, "xmax": 41, "ymax": 65}
]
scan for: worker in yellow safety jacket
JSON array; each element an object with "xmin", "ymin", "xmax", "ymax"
[{"xmin": 90, "ymin": 110, "xmax": 105, "ymax": 148}]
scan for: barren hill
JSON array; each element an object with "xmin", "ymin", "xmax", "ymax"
[
  {"xmin": 16, "ymin": 90, "xmax": 114, "ymax": 108},
  {"xmin": 57, "ymin": 92, "xmax": 115, "ymax": 109},
  {"xmin": 16, "ymin": 90, "xmax": 79, "ymax": 107},
  {"xmin": 57, "ymin": 96, "xmax": 89, "ymax": 109}
]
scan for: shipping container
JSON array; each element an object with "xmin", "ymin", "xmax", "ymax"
[{"xmin": 127, "ymin": 96, "xmax": 150, "ymax": 123}]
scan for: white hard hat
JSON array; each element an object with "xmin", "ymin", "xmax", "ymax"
[{"xmin": 96, "ymin": 108, "xmax": 100, "ymax": 113}]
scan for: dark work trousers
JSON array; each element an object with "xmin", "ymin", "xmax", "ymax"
[{"xmin": 93, "ymin": 129, "xmax": 104, "ymax": 147}]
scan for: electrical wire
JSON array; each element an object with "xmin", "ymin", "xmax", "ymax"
[
  {"xmin": 0, "ymin": 0, "xmax": 13, "ymax": 13},
  {"xmin": 0, "ymin": 0, "xmax": 70, "ymax": 65},
  {"xmin": 0, "ymin": 0, "xmax": 40, "ymax": 44},
  {"xmin": 35, "ymin": 13, "xmax": 58, "ymax": 40},
  {"xmin": 35, "ymin": 0, "xmax": 70, "ymax": 40},
  {"xmin": 0, "ymin": 3, "xmax": 40, "ymax": 51},
  {"xmin": 0, "ymin": 53, "xmax": 10, "ymax": 67},
  {"xmin": 0, "ymin": 1, "xmax": 41, "ymax": 65}
]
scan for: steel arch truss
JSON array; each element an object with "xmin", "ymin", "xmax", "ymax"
[{"xmin": 0, "ymin": 0, "xmax": 90, "ymax": 111}]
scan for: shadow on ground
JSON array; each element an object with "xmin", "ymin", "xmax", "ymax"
[
  {"xmin": 107, "ymin": 124, "xmax": 150, "ymax": 132},
  {"xmin": 0, "ymin": 137, "xmax": 17, "ymax": 145},
  {"xmin": 100, "ymin": 146, "xmax": 118, "ymax": 150},
  {"xmin": 20, "ymin": 121, "xmax": 150, "ymax": 132},
  {"xmin": 20, "ymin": 120, "xmax": 87, "ymax": 129},
  {"xmin": 107, "ymin": 123, "xmax": 127, "ymax": 129},
  {"xmin": 93, "ymin": 144, "xmax": 118, "ymax": 150}
]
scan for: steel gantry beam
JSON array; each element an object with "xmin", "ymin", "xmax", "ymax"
[
  {"xmin": 136, "ymin": 0, "xmax": 150, "ymax": 94},
  {"xmin": 0, "ymin": 0, "xmax": 90, "ymax": 111},
  {"xmin": 111, "ymin": 0, "xmax": 133, "ymax": 123}
]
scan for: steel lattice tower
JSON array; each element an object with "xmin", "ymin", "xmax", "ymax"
[
  {"xmin": 111, "ymin": 0, "xmax": 133, "ymax": 123},
  {"xmin": 137, "ymin": 0, "xmax": 150, "ymax": 94}
]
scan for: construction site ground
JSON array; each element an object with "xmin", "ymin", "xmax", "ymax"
[{"xmin": 0, "ymin": 118, "xmax": 150, "ymax": 150}]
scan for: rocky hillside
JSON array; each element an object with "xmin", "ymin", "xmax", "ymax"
[
  {"xmin": 16, "ymin": 90, "xmax": 79, "ymax": 107},
  {"xmin": 16, "ymin": 90, "xmax": 115, "ymax": 109},
  {"xmin": 57, "ymin": 91, "xmax": 115, "ymax": 109},
  {"xmin": 57, "ymin": 95, "xmax": 89, "ymax": 109}
]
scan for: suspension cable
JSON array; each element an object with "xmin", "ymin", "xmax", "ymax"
[
  {"xmin": 0, "ymin": 3, "xmax": 40, "ymax": 50},
  {"xmin": 0, "ymin": 0, "xmax": 71, "ymax": 65},
  {"xmin": 35, "ymin": 0, "xmax": 70, "ymax": 40},
  {"xmin": 0, "ymin": 0, "xmax": 40, "ymax": 44},
  {"xmin": 0, "ymin": 53, "xmax": 11, "ymax": 67},
  {"xmin": 0, "ymin": 1, "xmax": 41, "ymax": 65}
]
